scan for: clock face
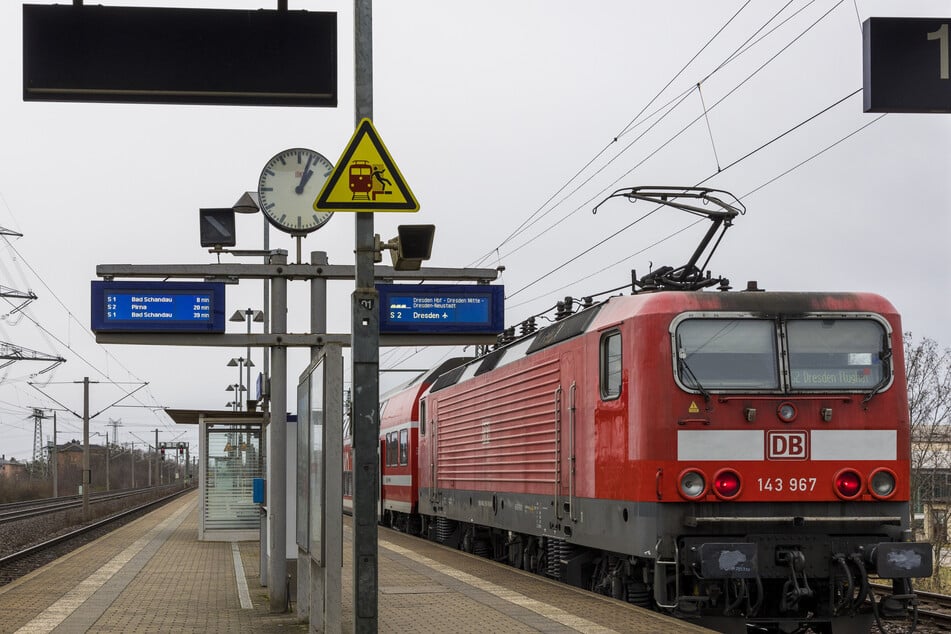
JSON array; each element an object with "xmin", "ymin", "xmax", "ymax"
[{"xmin": 257, "ymin": 148, "xmax": 334, "ymax": 234}]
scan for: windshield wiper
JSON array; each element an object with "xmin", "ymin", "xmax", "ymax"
[
  {"xmin": 862, "ymin": 337, "xmax": 892, "ymax": 406},
  {"xmin": 677, "ymin": 339, "xmax": 711, "ymax": 409}
]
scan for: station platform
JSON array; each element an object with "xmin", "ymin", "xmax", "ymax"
[{"xmin": 0, "ymin": 490, "xmax": 712, "ymax": 633}]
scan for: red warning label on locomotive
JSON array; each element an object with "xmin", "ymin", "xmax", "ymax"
[{"xmin": 766, "ymin": 430, "xmax": 809, "ymax": 460}]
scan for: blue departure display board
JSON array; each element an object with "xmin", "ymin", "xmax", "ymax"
[
  {"xmin": 377, "ymin": 284, "xmax": 504, "ymax": 335},
  {"xmin": 90, "ymin": 281, "xmax": 226, "ymax": 333}
]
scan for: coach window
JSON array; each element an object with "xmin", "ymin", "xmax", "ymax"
[
  {"xmin": 399, "ymin": 429, "xmax": 409, "ymax": 465},
  {"xmin": 600, "ymin": 330, "xmax": 622, "ymax": 400},
  {"xmin": 386, "ymin": 432, "xmax": 397, "ymax": 466}
]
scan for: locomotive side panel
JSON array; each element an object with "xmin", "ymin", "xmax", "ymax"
[{"xmin": 433, "ymin": 354, "xmax": 561, "ymax": 496}]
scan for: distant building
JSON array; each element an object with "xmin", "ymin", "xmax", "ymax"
[
  {"xmin": 0, "ymin": 454, "xmax": 27, "ymax": 479},
  {"xmin": 56, "ymin": 440, "xmax": 86, "ymax": 469}
]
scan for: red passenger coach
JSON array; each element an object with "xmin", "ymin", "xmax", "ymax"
[
  {"xmin": 374, "ymin": 359, "xmax": 470, "ymax": 532},
  {"xmin": 415, "ymin": 288, "xmax": 931, "ymax": 634}
]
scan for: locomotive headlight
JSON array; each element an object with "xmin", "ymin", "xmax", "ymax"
[
  {"xmin": 777, "ymin": 402, "xmax": 798, "ymax": 423},
  {"xmin": 834, "ymin": 469, "xmax": 863, "ymax": 500},
  {"xmin": 679, "ymin": 470, "xmax": 706, "ymax": 499},
  {"xmin": 869, "ymin": 469, "xmax": 897, "ymax": 499},
  {"xmin": 713, "ymin": 469, "xmax": 742, "ymax": 500}
]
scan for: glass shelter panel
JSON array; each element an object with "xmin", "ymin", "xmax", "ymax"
[
  {"xmin": 204, "ymin": 425, "xmax": 262, "ymax": 531},
  {"xmin": 296, "ymin": 380, "xmax": 310, "ymax": 550},
  {"xmin": 309, "ymin": 359, "xmax": 325, "ymax": 564}
]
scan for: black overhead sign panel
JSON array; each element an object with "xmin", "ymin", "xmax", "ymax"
[
  {"xmin": 23, "ymin": 5, "xmax": 337, "ymax": 107},
  {"xmin": 863, "ymin": 17, "xmax": 951, "ymax": 113}
]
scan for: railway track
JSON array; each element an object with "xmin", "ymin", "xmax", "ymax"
[
  {"xmin": 855, "ymin": 582, "xmax": 951, "ymax": 632},
  {"xmin": 0, "ymin": 488, "xmax": 159, "ymax": 524}
]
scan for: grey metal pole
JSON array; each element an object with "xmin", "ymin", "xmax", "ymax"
[
  {"xmin": 268, "ymin": 250, "xmax": 289, "ymax": 612},
  {"xmin": 52, "ymin": 411, "xmax": 58, "ymax": 498},
  {"xmin": 352, "ymin": 1, "xmax": 379, "ymax": 631},
  {"xmin": 307, "ymin": 250, "xmax": 327, "ymax": 624},
  {"xmin": 81, "ymin": 377, "xmax": 90, "ymax": 520},
  {"xmin": 311, "ymin": 252, "xmax": 328, "ymax": 347},
  {"xmin": 308, "ymin": 251, "xmax": 334, "ymax": 632},
  {"xmin": 245, "ymin": 314, "xmax": 253, "ymax": 411},
  {"xmin": 154, "ymin": 429, "xmax": 159, "ymax": 487},
  {"xmin": 263, "ymin": 217, "xmax": 271, "ymax": 390}
]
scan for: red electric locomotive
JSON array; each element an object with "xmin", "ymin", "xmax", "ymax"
[
  {"xmin": 418, "ymin": 287, "xmax": 931, "ymax": 632},
  {"xmin": 407, "ymin": 189, "xmax": 931, "ymax": 633}
]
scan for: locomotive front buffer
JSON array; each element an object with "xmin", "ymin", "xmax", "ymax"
[{"xmin": 676, "ymin": 534, "xmax": 932, "ymax": 630}]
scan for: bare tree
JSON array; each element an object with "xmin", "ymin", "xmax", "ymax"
[{"xmin": 906, "ymin": 333, "xmax": 951, "ymax": 587}]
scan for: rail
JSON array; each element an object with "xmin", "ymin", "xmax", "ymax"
[{"xmin": 0, "ymin": 486, "xmax": 192, "ymax": 571}]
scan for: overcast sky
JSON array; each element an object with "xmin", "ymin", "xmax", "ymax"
[{"xmin": 0, "ymin": 1, "xmax": 948, "ymax": 462}]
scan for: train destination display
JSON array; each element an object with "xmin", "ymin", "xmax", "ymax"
[
  {"xmin": 90, "ymin": 281, "xmax": 226, "ymax": 333},
  {"xmin": 377, "ymin": 284, "xmax": 504, "ymax": 335}
]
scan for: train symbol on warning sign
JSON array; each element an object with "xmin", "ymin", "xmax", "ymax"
[
  {"xmin": 314, "ymin": 118, "xmax": 419, "ymax": 213},
  {"xmin": 349, "ymin": 160, "xmax": 392, "ymax": 201}
]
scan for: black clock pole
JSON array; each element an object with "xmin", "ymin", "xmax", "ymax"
[{"xmin": 352, "ymin": 1, "xmax": 379, "ymax": 632}]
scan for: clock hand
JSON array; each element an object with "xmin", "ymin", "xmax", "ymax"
[{"xmin": 295, "ymin": 154, "xmax": 314, "ymax": 194}]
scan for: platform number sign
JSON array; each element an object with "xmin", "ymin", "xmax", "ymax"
[
  {"xmin": 929, "ymin": 23, "xmax": 949, "ymax": 80},
  {"xmin": 863, "ymin": 17, "xmax": 951, "ymax": 112}
]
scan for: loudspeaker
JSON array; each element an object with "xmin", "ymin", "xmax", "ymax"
[{"xmin": 390, "ymin": 224, "xmax": 435, "ymax": 270}]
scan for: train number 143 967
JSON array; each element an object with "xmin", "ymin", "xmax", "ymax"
[{"xmin": 757, "ymin": 477, "xmax": 817, "ymax": 493}]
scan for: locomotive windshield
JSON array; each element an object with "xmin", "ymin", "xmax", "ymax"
[
  {"xmin": 786, "ymin": 319, "xmax": 885, "ymax": 390},
  {"xmin": 675, "ymin": 316, "xmax": 889, "ymax": 392},
  {"xmin": 676, "ymin": 319, "xmax": 779, "ymax": 389}
]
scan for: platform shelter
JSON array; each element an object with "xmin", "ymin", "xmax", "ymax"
[{"xmin": 166, "ymin": 409, "xmax": 265, "ymax": 541}]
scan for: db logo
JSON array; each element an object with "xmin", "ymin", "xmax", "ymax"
[{"xmin": 767, "ymin": 430, "xmax": 809, "ymax": 460}]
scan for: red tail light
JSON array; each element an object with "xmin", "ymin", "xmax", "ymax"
[
  {"xmin": 713, "ymin": 469, "xmax": 741, "ymax": 499},
  {"xmin": 834, "ymin": 469, "xmax": 863, "ymax": 499}
]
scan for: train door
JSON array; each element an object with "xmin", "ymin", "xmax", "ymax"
[
  {"xmin": 559, "ymin": 352, "xmax": 578, "ymax": 523},
  {"xmin": 427, "ymin": 398, "xmax": 437, "ymax": 502},
  {"xmin": 378, "ymin": 434, "xmax": 385, "ymax": 522}
]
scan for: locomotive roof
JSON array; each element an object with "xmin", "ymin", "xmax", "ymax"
[
  {"xmin": 426, "ymin": 289, "xmax": 899, "ymax": 394},
  {"xmin": 380, "ymin": 356, "xmax": 471, "ymax": 402},
  {"xmin": 588, "ymin": 289, "xmax": 899, "ymax": 328}
]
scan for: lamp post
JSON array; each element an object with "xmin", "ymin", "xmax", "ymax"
[
  {"xmin": 230, "ymin": 308, "xmax": 264, "ymax": 411},
  {"xmin": 227, "ymin": 358, "xmax": 246, "ymax": 407},
  {"xmin": 225, "ymin": 384, "xmax": 244, "ymax": 411}
]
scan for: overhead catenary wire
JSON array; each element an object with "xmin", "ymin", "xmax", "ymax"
[
  {"xmin": 0, "ymin": 235, "xmax": 169, "ymax": 422},
  {"xmin": 469, "ymin": 1, "xmax": 756, "ymax": 268},
  {"xmin": 386, "ymin": 1, "xmax": 866, "ymax": 372},
  {"xmin": 500, "ymin": 0, "xmax": 849, "ymax": 302},
  {"xmin": 468, "ymin": 0, "xmax": 812, "ymax": 270},
  {"xmin": 509, "ymin": 90, "xmax": 885, "ymax": 310}
]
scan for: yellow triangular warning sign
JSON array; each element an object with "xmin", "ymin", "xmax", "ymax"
[
  {"xmin": 688, "ymin": 401, "xmax": 700, "ymax": 413},
  {"xmin": 314, "ymin": 118, "xmax": 419, "ymax": 212}
]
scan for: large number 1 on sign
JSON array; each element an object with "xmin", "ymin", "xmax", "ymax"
[{"xmin": 927, "ymin": 23, "xmax": 949, "ymax": 80}]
